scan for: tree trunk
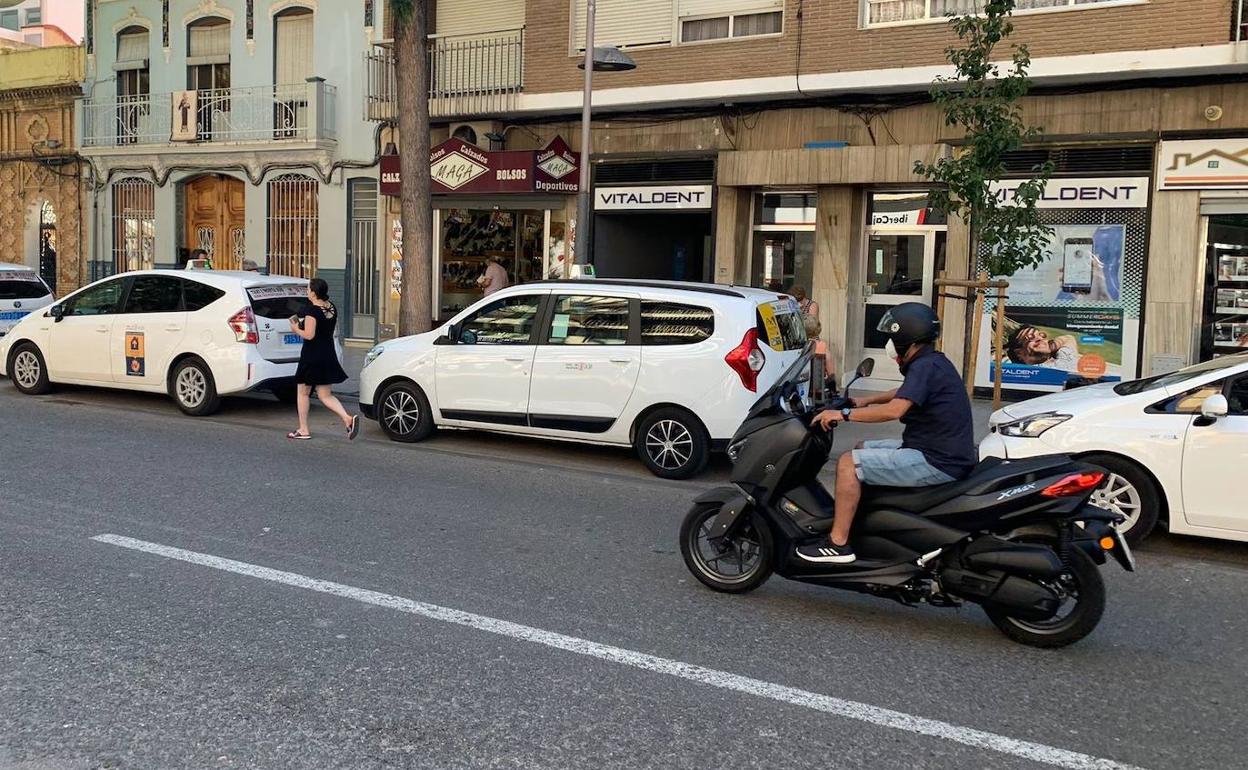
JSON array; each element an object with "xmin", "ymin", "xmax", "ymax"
[{"xmin": 395, "ymin": 2, "xmax": 433, "ymax": 336}]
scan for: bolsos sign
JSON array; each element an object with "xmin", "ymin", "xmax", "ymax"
[{"xmin": 380, "ymin": 136, "xmax": 579, "ymax": 197}]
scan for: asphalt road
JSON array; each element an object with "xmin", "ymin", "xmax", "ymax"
[{"xmin": 2, "ymin": 383, "xmax": 1247, "ymax": 769}]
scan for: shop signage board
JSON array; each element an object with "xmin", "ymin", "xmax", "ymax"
[
  {"xmin": 990, "ymin": 177, "xmax": 1149, "ymax": 209},
  {"xmin": 380, "ymin": 137, "xmax": 579, "ymax": 197},
  {"xmin": 595, "ymin": 185, "xmax": 714, "ymax": 211},
  {"xmin": 1157, "ymin": 140, "xmax": 1248, "ymax": 190},
  {"xmin": 974, "ymin": 177, "xmax": 1150, "ymax": 393}
]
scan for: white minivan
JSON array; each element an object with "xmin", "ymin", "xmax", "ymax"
[
  {"xmin": 359, "ymin": 279, "xmax": 808, "ymax": 478},
  {"xmin": 0, "ymin": 264, "xmax": 55, "ymax": 338},
  {"xmin": 0, "ymin": 270, "xmax": 339, "ymax": 415}
]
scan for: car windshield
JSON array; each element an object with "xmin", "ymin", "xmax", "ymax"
[{"xmin": 1114, "ymin": 353, "xmax": 1248, "ymax": 395}]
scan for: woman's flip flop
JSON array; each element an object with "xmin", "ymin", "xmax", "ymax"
[
  {"xmin": 347, "ymin": 415, "xmax": 360, "ymax": 441},
  {"xmin": 287, "ymin": 431, "xmax": 312, "ymax": 440}
]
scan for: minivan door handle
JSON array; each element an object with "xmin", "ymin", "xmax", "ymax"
[
  {"xmin": 505, "ymin": 356, "xmax": 527, "ymax": 362},
  {"xmin": 609, "ymin": 358, "xmax": 631, "ymax": 364},
  {"xmin": 165, "ymin": 324, "xmax": 183, "ymax": 332},
  {"xmin": 94, "ymin": 324, "xmax": 109, "ymax": 333}
]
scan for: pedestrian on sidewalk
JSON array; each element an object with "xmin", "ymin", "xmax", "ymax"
[
  {"xmin": 286, "ymin": 278, "xmax": 359, "ymax": 441},
  {"xmin": 804, "ymin": 315, "xmax": 837, "ymax": 393},
  {"xmin": 792, "ymin": 286, "xmax": 819, "ymax": 319}
]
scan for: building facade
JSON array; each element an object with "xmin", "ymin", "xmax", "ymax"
[
  {"xmin": 365, "ymin": 0, "xmax": 1248, "ymax": 393},
  {"xmin": 0, "ymin": 0, "xmax": 83, "ymax": 49},
  {"xmin": 0, "ymin": 44, "xmax": 87, "ymax": 294},
  {"xmin": 80, "ymin": 0, "xmax": 380, "ymax": 338}
]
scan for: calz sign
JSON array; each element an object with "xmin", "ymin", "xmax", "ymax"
[{"xmin": 595, "ymin": 185, "xmax": 714, "ymax": 212}]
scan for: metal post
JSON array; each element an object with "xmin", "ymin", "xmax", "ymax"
[
  {"xmin": 574, "ymin": 0, "xmax": 595, "ymax": 265},
  {"xmin": 992, "ymin": 283, "xmax": 1007, "ymax": 412}
]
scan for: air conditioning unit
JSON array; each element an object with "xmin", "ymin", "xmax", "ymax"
[{"xmin": 449, "ymin": 120, "xmax": 505, "ymax": 149}]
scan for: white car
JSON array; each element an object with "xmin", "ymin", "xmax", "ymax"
[
  {"xmin": 979, "ymin": 353, "xmax": 1248, "ymax": 545},
  {"xmin": 0, "ymin": 264, "xmax": 55, "ymax": 338},
  {"xmin": 0, "ymin": 270, "xmax": 339, "ymax": 416},
  {"xmin": 359, "ymin": 279, "xmax": 808, "ymax": 479}
]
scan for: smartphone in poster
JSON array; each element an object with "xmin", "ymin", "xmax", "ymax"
[
  {"xmin": 977, "ymin": 307, "xmax": 1126, "ymax": 390},
  {"xmin": 999, "ymin": 225, "xmax": 1124, "ymax": 303}
]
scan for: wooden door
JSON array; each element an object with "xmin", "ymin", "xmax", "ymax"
[{"xmin": 184, "ymin": 175, "xmax": 245, "ymax": 270}]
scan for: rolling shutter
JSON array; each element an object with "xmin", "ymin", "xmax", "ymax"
[
  {"xmin": 573, "ymin": 0, "xmax": 673, "ymax": 49},
  {"xmin": 435, "ymin": 0, "xmax": 525, "ymax": 37},
  {"xmin": 678, "ymin": 0, "xmax": 782, "ymax": 17},
  {"xmin": 275, "ymin": 12, "xmax": 314, "ymax": 84}
]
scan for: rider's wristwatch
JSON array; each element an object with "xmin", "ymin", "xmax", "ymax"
[{"xmin": 841, "ymin": 407, "xmax": 852, "ymax": 422}]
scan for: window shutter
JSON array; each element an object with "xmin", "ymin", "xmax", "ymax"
[
  {"xmin": 117, "ymin": 30, "xmax": 149, "ymax": 61},
  {"xmin": 275, "ymin": 13, "xmax": 314, "ymax": 84},
  {"xmin": 573, "ymin": 0, "xmax": 673, "ymax": 49},
  {"xmin": 188, "ymin": 21, "xmax": 231, "ymax": 58},
  {"xmin": 678, "ymin": 0, "xmax": 782, "ymax": 17},
  {"xmin": 434, "ymin": 0, "xmax": 524, "ymax": 37}
]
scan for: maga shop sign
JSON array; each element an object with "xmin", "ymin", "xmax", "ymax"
[{"xmin": 380, "ymin": 136, "xmax": 579, "ymax": 197}]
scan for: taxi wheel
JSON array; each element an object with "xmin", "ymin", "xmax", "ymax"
[
  {"xmin": 377, "ymin": 381, "xmax": 434, "ymax": 443},
  {"xmin": 635, "ymin": 407, "xmax": 709, "ymax": 480},
  {"xmin": 170, "ymin": 357, "xmax": 221, "ymax": 417},
  {"xmin": 9, "ymin": 343, "xmax": 52, "ymax": 395}
]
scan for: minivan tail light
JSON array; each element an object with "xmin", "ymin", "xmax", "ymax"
[
  {"xmin": 228, "ymin": 307, "xmax": 259, "ymax": 344},
  {"xmin": 1040, "ymin": 472, "xmax": 1105, "ymax": 498},
  {"xmin": 725, "ymin": 329, "xmax": 765, "ymax": 392}
]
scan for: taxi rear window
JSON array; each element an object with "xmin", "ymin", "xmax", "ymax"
[
  {"xmin": 0, "ymin": 273, "xmax": 49, "ymax": 300},
  {"xmin": 756, "ymin": 300, "xmax": 807, "ymax": 351},
  {"xmin": 248, "ymin": 285, "xmax": 313, "ymax": 319}
]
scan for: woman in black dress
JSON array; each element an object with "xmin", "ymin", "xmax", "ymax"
[{"xmin": 287, "ymin": 278, "xmax": 359, "ymax": 441}]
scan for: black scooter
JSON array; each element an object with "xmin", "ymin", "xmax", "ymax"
[{"xmin": 679, "ymin": 354, "xmax": 1135, "ymax": 648}]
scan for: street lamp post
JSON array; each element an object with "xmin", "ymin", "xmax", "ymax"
[{"xmin": 573, "ymin": 0, "xmax": 635, "ymax": 267}]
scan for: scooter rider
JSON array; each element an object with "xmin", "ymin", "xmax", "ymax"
[{"xmin": 796, "ymin": 302, "xmax": 976, "ymax": 564}]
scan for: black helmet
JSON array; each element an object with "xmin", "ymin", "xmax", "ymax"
[{"xmin": 877, "ymin": 302, "xmax": 940, "ymax": 356}]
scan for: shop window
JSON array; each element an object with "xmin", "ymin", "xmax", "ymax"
[
  {"xmin": 1204, "ymin": 214, "xmax": 1248, "ymax": 362},
  {"xmin": 459, "ymin": 295, "xmax": 540, "ymax": 345},
  {"xmin": 439, "ymin": 209, "xmax": 543, "ymax": 318},
  {"xmin": 641, "ymin": 302, "xmax": 714, "ymax": 345},
  {"xmin": 547, "ymin": 296, "xmax": 630, "ymax": 345},
  {"xmin": 751, "ymin": 192, "xmax": 815, "ymax": 293}
]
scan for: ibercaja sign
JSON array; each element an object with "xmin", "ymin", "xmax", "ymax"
[{"xmin": 380, "ymin": 136, "xmax": 580, "ymax": 197}]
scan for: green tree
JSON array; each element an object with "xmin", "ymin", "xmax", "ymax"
[
  {"xmin": 391, "ymin": 0, "xmax": 434, "ymax": 334},
  {"xmin": 915, "ymin": 0, "xmax": 1052, "ymax": 277}
]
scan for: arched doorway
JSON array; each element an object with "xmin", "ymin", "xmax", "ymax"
[
  {"xmin": 182, "ymin": 174, "xmax": 246, "ymax": 270},
  {"xmin": 38, "ymin": 201, "xmax": 57, "ymax": 292}
]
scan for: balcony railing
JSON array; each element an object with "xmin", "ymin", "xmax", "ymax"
[
  {"xmin": 365, "ymin": 28, "xmax": 524, "ymax": 122},
  {"xmin": 81, "ymin": 80, "xmax": 337, "ymax": 148}
]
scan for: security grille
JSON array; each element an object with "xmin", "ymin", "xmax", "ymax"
[
  {"xmin": 267, "ymin": 174, "xmax": 319, "ymax": 278},
  {"xmin": 112, "ymin": 177, "xmax": 156, "ymax": 273},
  {"xmin": 349, "ymin": 179, "xmax": 379, "ymax": 339}
]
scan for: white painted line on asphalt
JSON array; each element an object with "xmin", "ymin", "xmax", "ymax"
[{"xmin": 91, "ymin": 533, "xmax": 1141, "ymax": 770}]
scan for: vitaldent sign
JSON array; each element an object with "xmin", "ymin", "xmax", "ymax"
[
  {"xmin": 595, "ymin": 185, "xmax": 713, "ymax": 211},
  {"xmin": 990, "ymin": 177, "xmax": 1150, "ymax": 210}
]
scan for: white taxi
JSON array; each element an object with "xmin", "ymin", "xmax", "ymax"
[
  {"xmin": 0, "ymin": 270, "xmax": 336, "ymax": 415},
  {"xmin": 0, "ymin": 264, "xmax": 55, "ymax": 338}
]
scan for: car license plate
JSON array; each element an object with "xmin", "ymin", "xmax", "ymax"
[
  {"xmin": 0, "ymin": 311, "xmax": 29, "ymax": 321},
  {"xmin": 284, "ymin": 333, "xmax": 301, "ymax": 345}
]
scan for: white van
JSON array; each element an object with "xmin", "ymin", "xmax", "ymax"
[
  {"xmin": 359, "ymin": 279, "xmax": 808, "ymax": 478},
  {"xmin": 0, "ymin": 265, "xmax": 55, "ymax": 338},
  {"xmin": 0, "ymin": 270, "xmax": 342, "ymax": 416}
]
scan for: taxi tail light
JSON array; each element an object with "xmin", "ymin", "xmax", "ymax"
[
  {"xmin": 725, "ymin": 328, "xmax": 765, "ymax": 392},
  {"xmin": 1040, "ymin": 472, "xmax": 1105, "ymax": 498},
  {"xmin": 228, "ymin": 307, "xmax": 259, "ymax": 344}
]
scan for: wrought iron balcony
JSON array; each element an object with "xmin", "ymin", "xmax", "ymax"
[
  {"xmin": 365, "ymin": 28, "xmax": 524, "ymax": 122},
  {"xmin": 80, "ymin": 80, "xmax": 337, "ymax": 149}
]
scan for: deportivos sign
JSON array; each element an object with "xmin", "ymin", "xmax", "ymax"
[{"xmin": 595, "ymin": 185, "xmax": 713, "ymax": 211}]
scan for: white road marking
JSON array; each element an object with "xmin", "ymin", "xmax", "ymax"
[{"xmin": 91, "ymin": 533, "xmax": 1141, "ymax": 770}]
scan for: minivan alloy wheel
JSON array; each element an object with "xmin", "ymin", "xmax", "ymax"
[
  {"xmin": 176, "ymin": 366, "xmax": 207, "ymax": 408},
  {"xmin": 382, "ymin": 389, "xmax": 420, "ymax": 435},
  {"xmin": 645, "ymin": 419, "xmax": 693, "ymax": 470},
  {"xmin": 13, "ymin": 350, "xmax": 40, "ymax": 389}
]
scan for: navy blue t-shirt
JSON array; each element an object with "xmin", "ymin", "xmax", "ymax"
[{"xmin": 894, "ymin": 348, "xmax": 976, "ymax": 479}]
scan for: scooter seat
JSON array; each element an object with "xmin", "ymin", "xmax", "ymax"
[{"xmin": 860, "ymin": 457, "xmax": 1007, "ymax": 512}]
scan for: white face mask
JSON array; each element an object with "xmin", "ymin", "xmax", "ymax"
[{"xmin": 885, "ymin": 339, "xmax": 900, "ymax": 364}]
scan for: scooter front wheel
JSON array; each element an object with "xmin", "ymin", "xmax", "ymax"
[{"xmin": 680, "ymin": 503, "xmax": 775, "ymax": 594}]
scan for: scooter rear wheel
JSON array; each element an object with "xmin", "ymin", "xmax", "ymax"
[
  {"xmin": 680, "ymin": 503, "xmax": 774, "ymax": 594},
  {"xmin": 983, "ymin": 544, "xmax": 1106, "ymax": 649}
]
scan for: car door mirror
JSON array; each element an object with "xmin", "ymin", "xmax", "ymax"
[
  {"xmin": 856, "ymin": 358, "xmax": 875, "ymax": 378},
  {"xmin": 1200, "ymin": 393, "xmax": 1229, "ymax": 421},
  {"xmin": 48, "ymin": 303, "xmax": 64, "ymax": 321},
  {"xmin": 434, "ymin": 324, "xmax": 460, "ymax": 346}
]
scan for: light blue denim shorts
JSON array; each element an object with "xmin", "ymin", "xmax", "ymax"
[{"xmin": 851, "ymin": 439, "xmax": 956, "ymax": 488}]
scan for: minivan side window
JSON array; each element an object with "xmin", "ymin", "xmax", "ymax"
[
  {"xmin": 65, "ymin": 279, "xmax": 125, "ymax": 316},
  {"xmin": 459, "ymin": 295, "xmax": 540, "ymax": 344},
  {"xmin": 123, "ymin": 276, "xmax": 184, "ymax": 314},
  {"xmin": 183, "ymin": 280, "xmax": 226, "ymax": 312},
  {"xmin": 548, "ymin": 295, "xmax": 630, "ymax": 345},
  {"xmin": 641, "ymin": 302, "xmax": 714, "ymax": 345}
]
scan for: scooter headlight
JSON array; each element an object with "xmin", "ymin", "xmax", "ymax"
[{"xmin": 998, "ymin": 412, "xmax": 1072, "ymax": 438}]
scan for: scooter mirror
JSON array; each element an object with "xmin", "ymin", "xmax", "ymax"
[{"xmin": 856, "ymin": 358, "xmax": 875, "ymax": 378}]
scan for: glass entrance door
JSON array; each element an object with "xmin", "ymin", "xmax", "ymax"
[{"xmin": 861, "ymin": 230, "xmax": 940, "ymax": 383}]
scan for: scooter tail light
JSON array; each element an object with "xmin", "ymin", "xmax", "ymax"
[
  {"xmin": 1040, "ymin": 471, "xmax": 1105, "ymax": 498},
  {"xmin": 228, "ymin": 307, "xmax": 259, "ymax": 344},
  {"xmin": 725, "ymin": 328, "xmax": 764, "ymax": 392}
]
